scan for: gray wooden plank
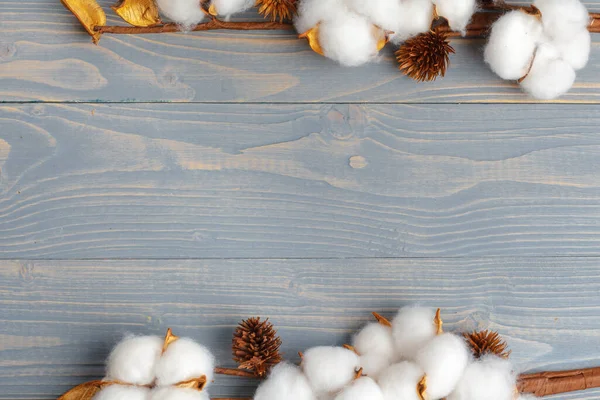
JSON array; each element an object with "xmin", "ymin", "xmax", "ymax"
[
  {"xmin": 2, "ymin": 103, "xmax": 600, "ymax": 258},
  {"xmin": 2, "ymin": 258, "xmax": 600, "ymax": 399},
  {"xmin": 2, "ymin": 0, "xmax": 600, "ymax": 103}
]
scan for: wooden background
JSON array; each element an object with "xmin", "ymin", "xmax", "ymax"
[{"xmin": 2, "ymin": 1, "xmax": 600, "ymax": 399}]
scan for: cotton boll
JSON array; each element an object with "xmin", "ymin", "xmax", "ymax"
[
  {"xmin": 211, "ymin": 0, "xmax": 254, "ymax": 19},
  {"xmin": 448, "ymin": 356, "xmax": 516, "ymax": 400},
  {"xmin": 377, "ymin": 362, "xmax": 424, "ymax": 400},
  {"xmin": 393, "ymin": 0, "xmax": 434, "ymax": 42},
  {"xmin": 294, "ymin": 0, "xmax": 345, "ymax": 34},
  {"xmin": 520, "ymin": 43, "xmax": 576, "ymax": 100},
  {"xmin": 534, "ymin": 0, "xmax": 590, "ymax": 40},
  {"xmin": 352, "ymin": 323, "xmax": 395, "ymax": 376},
  {"xmin": 391, "ymin": 306, "xmax": 436, "ymax": 360},
  {"xmin": 105, "ymin": 335, "xmax": 163, "ymax": 386},
  {"xmin": 433, "ymin": 0, "xmax": 477, "ymax": 34},
  {"xmin": 156, "ymin": 0, "xmax": 206, "ymax": 27},
  {"xmin": 302, "ymin": 346, "xmax": 360, "ymax": 394},
  {"xmin": 334, "ymin": 377, "xmax": 384, "ymax": 400},
  {"xmin": 155, "ymin": 337, "xmax": 215, "ymax": 387},
  {"xmin": 149, "ymin": 387, "xmax": 210, "ymax": 400},
  {"xmin": 345, "ymin": 0, "xmax": 404, "ymax": 32},
  {"xmin": 254, "ymin": 363, "xmax": 316, "ymax": 400},
  {"xmin": 415, "ymin": 333, "xmax": 470, "ymax": 399},
  {"xmin": 318, "ymin": 12, "xmax": 384, "ymax": 67},
  {"xmin": 484, "ymin": 11, "xmax": 543, "ymax": 80},
  {"xmin": 553, "ymin": 29, "xmax": 591, "ymax": 70},
  {"xmin": 93, "ymin": 385, "xmax": 150, "ymax": 400}
]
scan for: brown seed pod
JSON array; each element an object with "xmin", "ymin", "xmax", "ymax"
[
  {"xmin": 396, "ymin": 30, "xmax": 455, "ymax": 82},
  {"xmin": 256, "ymin": 0, "xmax": 297, "ymax": 22},
  {"xmin": 233, "ymin": 317, "xmax": 282, "ymax": 377},
  {"xmin": 464, "ymin": 330, "xmax": 511, "ymax": 359}
]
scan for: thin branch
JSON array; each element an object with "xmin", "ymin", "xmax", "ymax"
[
  {"xmin": 215, "ymin": 367, "xmax": 261, "ymax": 378},
  {"xmin": 518, "ymin": 367, "xmax": 600, "ymax": 397},
  {"xmin": 95, "ymin": 19, "xmax": 293, "ymax": 34}
]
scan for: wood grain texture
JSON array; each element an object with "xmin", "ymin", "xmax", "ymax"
[
  {"xmin": 2, "ymin": 258, "xmax": 600, "ymax": 399},
  {"xmin": 2, "ymin": 103, "xmax": 600, "ymax": 258},
  {"xmin": 2, "ymin": 0, "xmax": 600, "ymax": 103}
]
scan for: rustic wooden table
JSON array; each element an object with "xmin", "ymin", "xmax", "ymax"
[{"xmin": 2, "ymin": 1, "xmax": 600, "ymax": 399}]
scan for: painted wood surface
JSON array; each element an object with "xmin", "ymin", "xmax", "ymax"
[
  {"xmin": 1, "ymin": 103, "xmax": 600, "ymax": 258},
  {"xmin": 2, "ymin": 258, "xmax": 600, "ymax": 399},
  {"xmin": 2, "ymin": 0, "xmax": 600, "ymax": 103}
]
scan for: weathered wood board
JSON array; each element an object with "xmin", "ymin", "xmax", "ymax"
[
  {"xmin": 1, "ymin": 0, "xmax": 600, "ymax": 103},
  {"xmin": 2, "ymin": 258, "xmax": 600, "ymax": 399},
  {"xmin": 1, "ymin": 103, "xmax": 600, "ymax": 258}
]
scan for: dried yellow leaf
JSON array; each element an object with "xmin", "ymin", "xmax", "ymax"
[
  {"xmin": 208, "ymin": 3, "xmax": 218, "ymax": 16},
  {"xmin": 112, "ymin": 0, "xmax": 161, "ymax": 27},
  {"xmin": 57, "ymin": 380, "xmax": 114, "ymax": 400},
  {"xmin": 61, "ymin": 0, "xmax": 106, "ymax": 43},
  {"xmin": 175, "ymin": 376, "xmax": 208, "ymax": 391}
]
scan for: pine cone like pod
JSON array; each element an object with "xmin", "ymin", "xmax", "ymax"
[
  {"xmin": 256, "ymin": 0, "xmax": 297, "ymax": 22},
  {"xmin": 464, "ymin": 330, "xmax": 511, "ymax": 359},
  {"xmin": 233, "ymin": 317, "xmax": 282, "ymax": 377},
  {"xmin": 396, "ymin": 30, "xmax": 455, "ymax": 82}
]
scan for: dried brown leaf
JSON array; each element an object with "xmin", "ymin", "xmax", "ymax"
[
  {"xmin": 57, "ymin": 380, "xmax": 113, "ymax": 400},
  {"xmin": 112, "ymin": 0, "xmax": 161, "ymax": 27},
  {"xmin": 61, "ymin": 0, "xmax": 107, "ymax": 43}
]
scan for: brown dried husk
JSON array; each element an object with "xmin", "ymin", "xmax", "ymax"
[
  {"xmin": 61, "ymin": 0, "xmax": 106, "ymax": 43},
  {"xmin": 464, "ymin": 330, "xmax": 511, "ymax": 359},
  {"xmin": 396, "ymin": 30, "xmax": 455, "ymax": 82},
  {"xmin": 57, "ymin": 380, "xmax": 115, "ymax": 400},
  {"xmin": 256, "ymin": 0, "xmax": 297, "ymax": 22},
  {"xmin": 233, "ymin": 317, "xmax": 282, "ymax": 377},
  {"xmin": 112, "ymin": 0, "xmax": 161, "ymax": 27}
]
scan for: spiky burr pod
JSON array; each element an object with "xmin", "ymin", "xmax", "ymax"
[
  {"xmin": 396, "ymin": 30, "xmax": 455, "ymax": 82},
  {"xmin": 232, "ymin": 317, "xmax": 282, "ymax": 377}
]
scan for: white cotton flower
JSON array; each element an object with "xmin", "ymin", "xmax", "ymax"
[
  {"xmin": 294, "ymin": 0, "xmax": 345, "ymax": 34},
  {"xmin": 155, "ymin": 337, "xmax": 215, "ymax": 387},
  {"xmin": 377, "ymin": 362, "xmax": 424, "ymax": 400},
  {"xmin": 211, "ymin": 0, "xmax": 254, "ymax": 19},
  {"xmin": 448, "ymin": 355, "xmax": 516, "ymax": 400},
  {"xmin": 345, "ymin": 0, "xmax": 404, "ymax": 32},
  {"xmin": 394, "ymin": 0, "xmax": 435, "ymax": 42},
  {"xmin": 391, "ymin": 306, "xmax": 437, "ymax": 360},
  {"xmin": 93, "ymin": 385, "xmax": 151, "ymax": 400},
  {"xmin": 318, "ymin": 11, "xmax": 385, "ymax": 67},
  {"xmin": 552, "ymin": 29, "xmax": 591, "ymax": 70},
  {"xmin": 433, "ymin": 0, "xmax": 477, "ymax": 34},
  {"xmin": 105, "ymin": 335, "xmax": 163, "ymax": 386},
  {"xmin": 519, "ymin": 43, "xmax": 576, "ymax": 99},
  {"xmin": 333, "ymin": 377, "xmax": 384, "ymax": 400},
  {"xmin": 534, "ymin": 0, "xmax": 590, "ymax": 40},
  {"xmin": 484, "ymin": 11, "xmax": 543, "ymax": 80},
  {"xmin": 254, "ymin": 363, "xmax": 316, "ymax": 400},
  {"xmin": 150, "ymin": 387, "xmax": 210, "ymax": 400},
  {"xmin": 302, "ymin": 346, "xmax": 360, "ymax": 394},
  {"xmin": 415, "ymin": 333, "xmax": 470, "ymax": 399},
  {"xmin": 352, "ymin": 323, "xmax": 395, "ymax": 377},
  {"xmin": 156, "ymin": 0, "xmax": 206, "ymax": 27}
]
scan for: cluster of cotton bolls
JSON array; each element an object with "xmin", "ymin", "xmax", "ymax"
[
  {"xmin": 485, "ymin": 0, "xmax": 591, "ymax": 99},
  {"xmin": 155, "ymin": 0, "xmax": 255, "ymax": 27},
  {"xmin": 253, "ymin": 306, "xmax": 538, "ymax": 400},
  {"xmin": 92, "ymin": 330, "xmax": 215, "ymax": 400},
  {"xmin": 294, "ymin": 0, "xmax": 477, "ymax": 66}
]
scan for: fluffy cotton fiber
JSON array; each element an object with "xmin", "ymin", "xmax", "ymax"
[
  {"xmin": 352, "ymin": 323, "xmax": 395, "ymax": 377},
  {"xmin": 534, "ymin": 0, "xmax": 590, "ymax": 40},
  {"xmin": 394, "ymin": 0, "xmax": 434, "ymax": 42},
  {"xmin": 105, "ymin": 335, "xmax": 163, "ymax": 386},
  {"xmin": 155, "ymin": 337, "xmax": 215, "ymax": 387},
  {"xmin": 433, "ymin": 0, "xmax": 477, "ymax": 34},
  {"xmin": 519, "ymin": 43, "xmax": 576, "ymax": 100},
  {"xmin": 294, "ymin": 0, "xmax": 344, "ymax": 34},
  {"xmin": 553, "ymin": 29, "xmax": 591, "ymax": 70},
  {"xmin": 484, "ymin": 11, "xmax": 543, "ymax": 80},
  {"xmin": 150, "ymin": 387, "xmax": 210, "ymax": 400},
  {"xmin": 211, "ymin": 0, "xmax": 255, "ymax": 19},
  {"xmin": 344, "ymin": 0, "xmax": 404, "ymax": 32},
  {"xmin": 415, "ymin": 333, "xmax": 470, "ymax": 399},
  {"xmin": 377, "ymin": 362, "xmax": 424, "ymax": 400},
  {"xmin": 254, "ymin": 363, "xmax": 316, "ymax": 400},
  {"xmin": 301, "ymin": 346, "xmax": 360, "ymax": 394},
  {"xmin": 318, "ymin": 11, "xmax": 384, "ymax": 67},
  {"xmin": 391, "ymin": 306, "xmax": 437, "ymax": 360},
  {"xmin": 156, "ymin": 0, "xmax": 206, "ymax": 27},
  {"xmin": 448, "ymin": 355, "xmax": 516, "ymax": 400},
  {"xmin": 334, "ymin": 377, "xmax": 384, "ymax": 400},
  {"xmin": 93, "ymin": 385, "xmax": 150, "ymax": 400}
]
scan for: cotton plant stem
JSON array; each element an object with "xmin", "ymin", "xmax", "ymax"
[
  {"xmin": 214, "ymin": 367, "xmax": 260, "ymax": 378},
  {"xmin": 94, "ymin": 10, "xmax": 600, "ymax": 38}
]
